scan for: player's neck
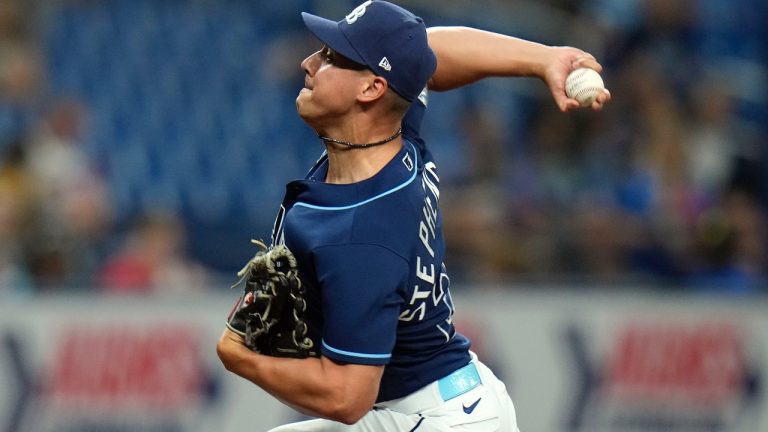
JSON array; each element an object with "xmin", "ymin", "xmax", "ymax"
[{"xmin": 323, "ymin": 138, "xmax": 403, "ymax": 184}]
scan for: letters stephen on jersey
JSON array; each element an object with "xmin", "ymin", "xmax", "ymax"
[{"xmin": 401, "ymin": 161, "xmax": 454, "ymax": 341}]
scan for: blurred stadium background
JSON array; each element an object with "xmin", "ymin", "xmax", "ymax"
[
  {"xmin": 0, "ymin": 0, "xmax": 766, "ymax": 431},
  {"xmin": 1, "ymin": 0, "xmax": 766, "ymax": 291}
]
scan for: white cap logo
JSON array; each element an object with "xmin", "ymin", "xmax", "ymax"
[
  {"xmin": 378, "ymin": 57, "xmax": 392, "ymax": 71},
  {"xmin": 346, "ymin": 0, "xmax": 373, "ymax": 24},
  {"xmin": 417, "ymin": 87, "xmax": 429, "ymax": 106}
]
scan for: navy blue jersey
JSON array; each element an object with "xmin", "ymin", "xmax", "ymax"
[{"xmin": 271, "ymin": 93, "xmax": 471, "ymax": 402}]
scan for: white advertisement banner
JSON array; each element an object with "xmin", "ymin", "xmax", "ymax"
[{"xmin": 0, "ymin": 292, "xmax": 766, "ymax": 432}]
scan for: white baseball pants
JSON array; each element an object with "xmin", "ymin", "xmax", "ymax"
[{"xmin": 268, "ymin": 354, "xmax": 520, "ymax": 432}]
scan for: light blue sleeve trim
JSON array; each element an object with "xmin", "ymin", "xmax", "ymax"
[
  {"xmin": 293, "ymin": 143, "xmax": 419, "ymax": 211},
  {"xmin": 322, "ymin": 340, "xmax": 391, "ymax": 359}
]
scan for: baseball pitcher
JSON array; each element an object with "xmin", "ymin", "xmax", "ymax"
[{"xmin": 216, "ymin": 1, "xmax": 610, "ymax": 431}]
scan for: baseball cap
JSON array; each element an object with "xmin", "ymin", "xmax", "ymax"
[{"xmin": 301, "ymin": 0, "xmax": 436, "ymax": 102}]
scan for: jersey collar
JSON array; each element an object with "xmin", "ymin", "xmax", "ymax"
[{"xmin": 284, "ymin": 140, "xmax": 419, "ymax": 210}]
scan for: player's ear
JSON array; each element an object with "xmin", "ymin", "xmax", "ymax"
[{"xmin": 358, "ymin": 75, "xmax": 389, "ymax": 103}]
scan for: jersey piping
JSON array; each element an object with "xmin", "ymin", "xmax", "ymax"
[{"xmin": 322, "ymin": 340, "xmax": 392, "ymax": 359}]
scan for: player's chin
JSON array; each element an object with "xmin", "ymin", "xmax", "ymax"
[
  {"xmin": 295, "ymin": 91, "xmax": 309, "ymax": 113},
  {"xmin": 295, "ymin": 101, "xmax": 315, "ymax": 123}
]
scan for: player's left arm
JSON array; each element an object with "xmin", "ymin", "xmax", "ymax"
[
  {"xmin": 425, "ymin": 26, "xmax": 611, "ymax": 112},
  {"xmin": 217, "ymin": 329, "xmax": 383, "ymax": 425}
]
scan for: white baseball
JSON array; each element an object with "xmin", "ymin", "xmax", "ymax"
[{"xmin": 565, "ymin": 68, "xmax": 604, "ymax": 107}]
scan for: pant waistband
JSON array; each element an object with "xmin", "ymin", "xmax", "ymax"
[
  {"xmin": 376, "ymin": 361, "xmax": 482, "ymax": 414},
  {"xmin": 438, "ymin": 362, "xmax": 482, "ymax": 401}
]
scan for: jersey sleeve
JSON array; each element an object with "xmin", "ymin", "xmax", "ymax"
[{"xmin": 314, "ymin": 243, "xmax": 407, "ymax": 365}]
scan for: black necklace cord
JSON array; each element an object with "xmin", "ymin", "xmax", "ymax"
[{"xmin": 317, "ymin": 128, "xmax": 402, "ymax": 149}]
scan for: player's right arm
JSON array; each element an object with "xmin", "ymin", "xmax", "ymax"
[
  {"xmin": 217, "ymin": 329, "xmax": 383, "ymax": 424},
  {"xmin": 425, "ymin": 26, "xmax": 611, "ymax": 112}
]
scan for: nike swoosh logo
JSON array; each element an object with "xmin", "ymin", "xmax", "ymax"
[{"xmin": 463, "ymin": 397, "xmax": 482, "ymax": 414}]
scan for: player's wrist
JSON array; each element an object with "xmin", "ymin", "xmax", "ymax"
[
  {"xmin": 225, "ymin": 321, "xmax": 246, "ymax": 337},
  {"xmin": 525, "ymin": 45, "xmax": 558, "ymax": 80},
  {"xmin": 222, "ymin": 327, "xmax": 246, "ymax": 343}
]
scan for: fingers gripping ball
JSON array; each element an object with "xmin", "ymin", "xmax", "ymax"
[
  {"xmin": 226, "ymin": 240, "xmax": 318, "ymax": 358},
  {"xmin": 565, "ymin": 67, "xmax": 605, "ymax": 107}
]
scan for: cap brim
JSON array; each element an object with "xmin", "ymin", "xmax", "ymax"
[{"xmin": 301, "ymin": 12, "xmax": 367, "ymax": 66}]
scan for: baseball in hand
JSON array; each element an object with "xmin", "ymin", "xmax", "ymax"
[{"xmin": 565, "ymin": 68, "xmax": 605, "ymax": 107}]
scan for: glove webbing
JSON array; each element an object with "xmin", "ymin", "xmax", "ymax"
[{"xmin": 235, "ymin": 240, "xmax": 313, "ymax": 353}]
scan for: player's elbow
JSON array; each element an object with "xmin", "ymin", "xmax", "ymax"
[
  {"xmin": 325, "ymin": 399, "xmax": 372, "ymax": 425},
  {"xmin": 315, "ymin": 359, "xmax": 382, "ymax": 424},
  {"xmin": 216, "ymin": 341, "xmax": 233, "ymax": 370},
  {"xmin": 323, "ymin": 386, "xmax": 376, "ymax": 425},
  {"xmin": 215, "ymin": 334, "xmax": 242, "ymax": 373}
]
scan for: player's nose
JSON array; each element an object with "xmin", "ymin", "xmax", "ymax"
[{"xmin": 301, "ymin": 50, "xmax": 321, "ymax": 77}]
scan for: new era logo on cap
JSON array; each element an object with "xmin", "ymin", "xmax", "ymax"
[
  {"xmin": 378, "ymin": 57, "xmax": 392, "ymax": 71},
  {"xmin": 301, "ymin": 1, "xmax": 437, "ymax": 102}
]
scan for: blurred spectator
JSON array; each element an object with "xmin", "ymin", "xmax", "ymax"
[
  {"xmin": 684, "ymin": 70, "xmax": 762, "ymax": 206},
  {"xmin": 686, "ymin": 189, "xmax": 767, "ymax": 295},
  {"xmin": 0, "ymin": 0, "xmax": 36, "ymax": 94},
  {"xmin": 723, "ymin": 190, "xmax": 767, "ymax": 282},
  {"xmin": 22, "ymin": 97, "xmax": 111, "ymax": 289},
  {"xmin": 98, "ymin": 211, "xmax": 211, "ymax": 295},
  {"xmin": 0, "ymin": 45, "xmax": 43, "ymax": 104},
  {"xmin": 0, "ymin": 0, "xmax": 44, "ymax": 147},
  {"xmin": 442, "ymin": 102, "xmax": 522, "ymax": 283},
  {"xmin": 0, "ymin": 138, "xmax": 35, "ymax": 296}
]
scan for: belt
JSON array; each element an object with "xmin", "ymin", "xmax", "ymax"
[
  {"xmin": 438, "ymin": 362, "xmax": 482, "ymax": 401},
  {"xmin": 375, "ymin": 361, "xmax": 482, "ymax": 414}
]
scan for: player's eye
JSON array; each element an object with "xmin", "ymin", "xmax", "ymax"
[{"xmin": 321, "ymin": 47, "xmax": 334, "ymax": 64}]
